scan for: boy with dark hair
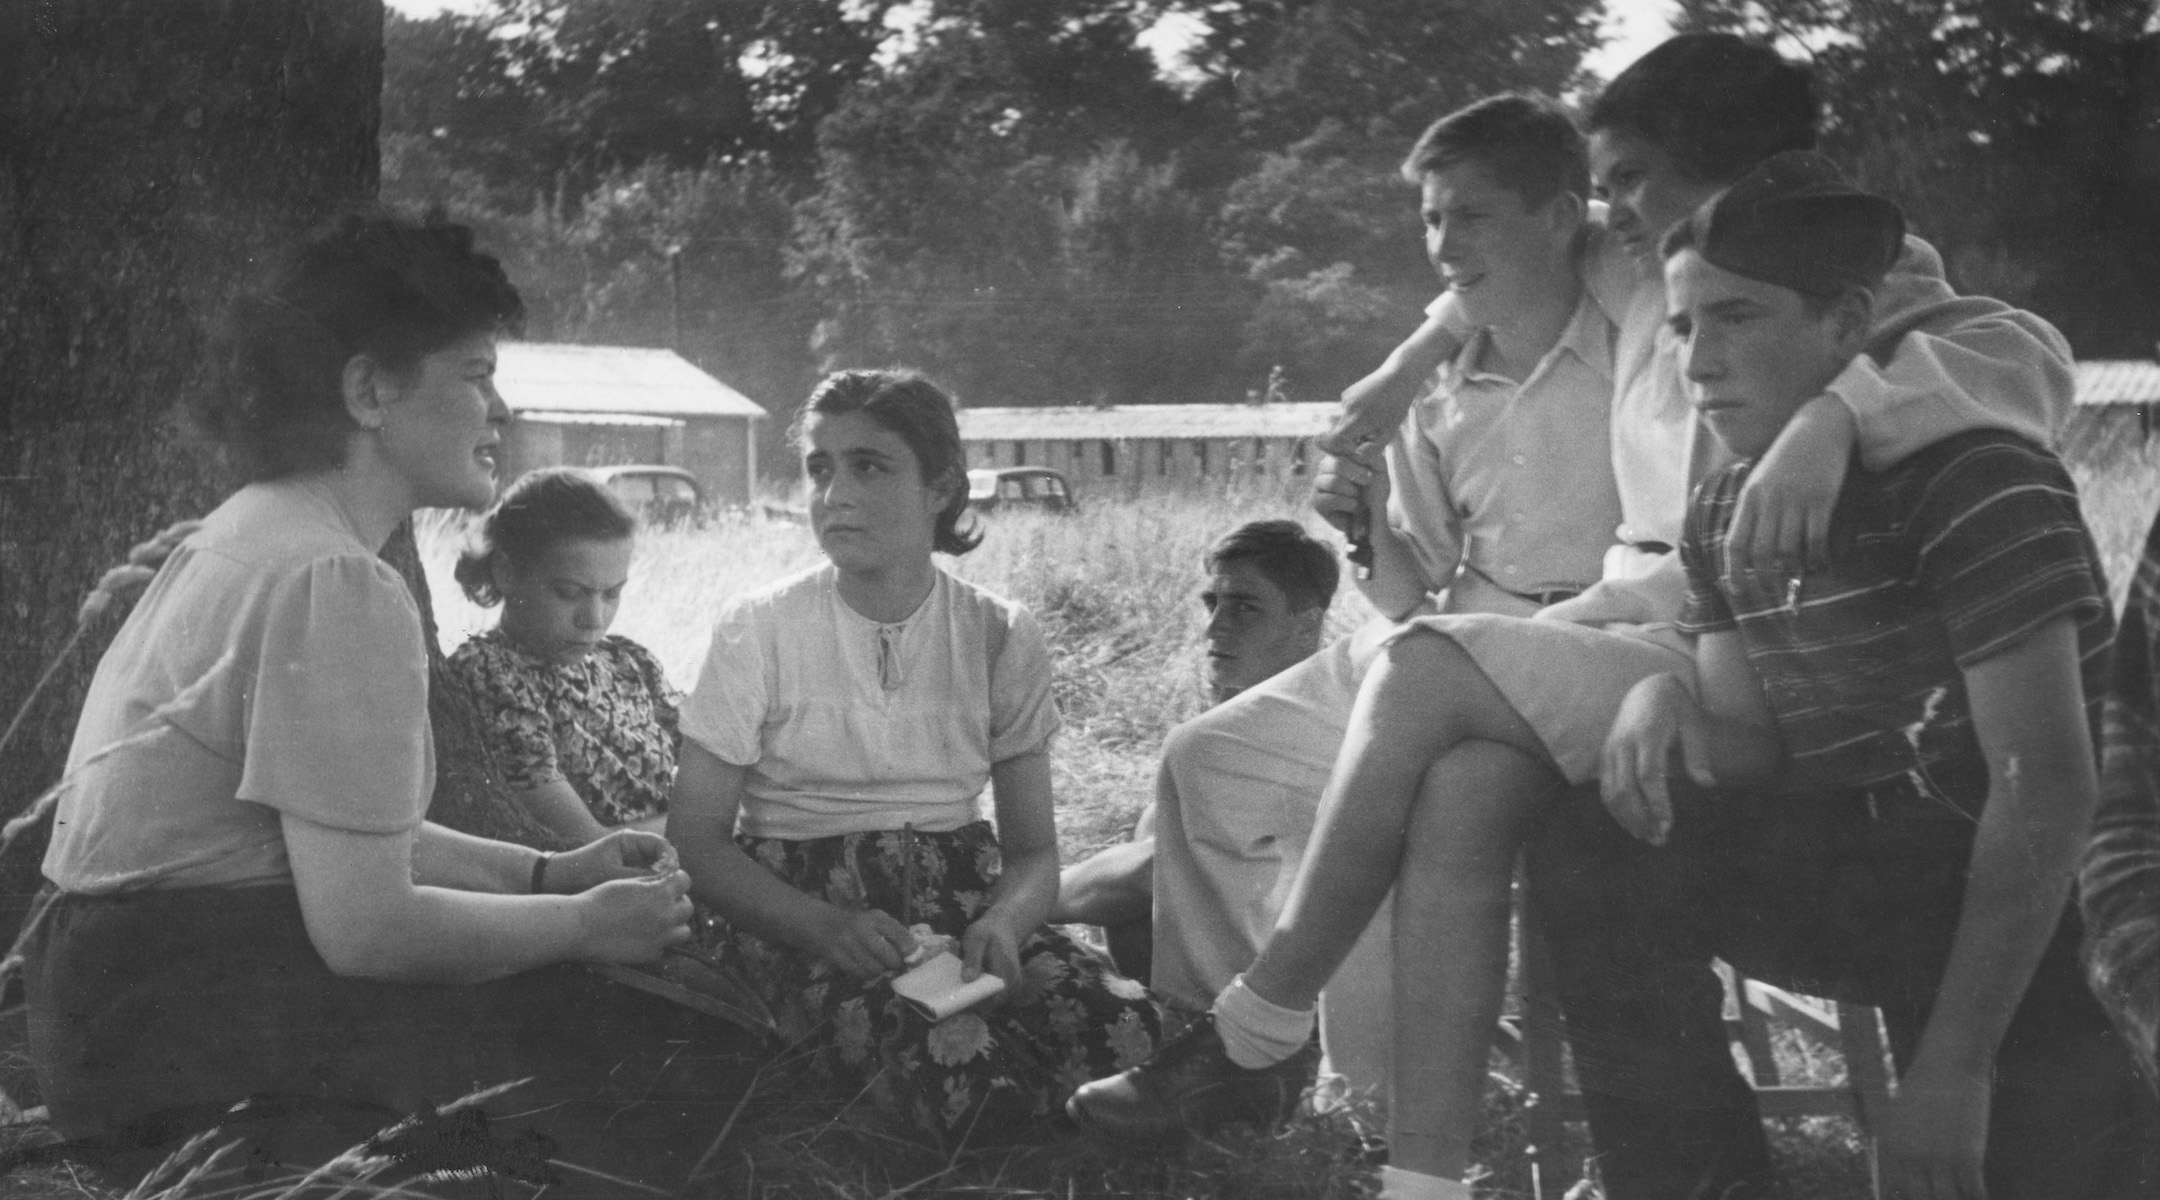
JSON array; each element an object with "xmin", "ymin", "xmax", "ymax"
[
  {"xmin": 1202, "ymin": 518, "xmax": 1340, "ymax": 643},
  {"xmin": 1577, "ymin": 152, "xmax": 2156, "ymax": 1199},
  {"xmin": 1054, "ymin": 519, "xmax": 1337, "ymax": 981}
]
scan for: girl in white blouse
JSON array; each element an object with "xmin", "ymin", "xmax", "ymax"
[{"xmin": 670, "ymin": 369, "xmax": 1158, "ymax": 1140}]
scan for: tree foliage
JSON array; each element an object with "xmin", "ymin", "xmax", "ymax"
[
  {"xmin": 382, "ymin": 0, "xmax": 2160, "ymax": 437},
  {"xmin": 1678, "ymin": 0, "xmax": 2160, "ymax": 355}
]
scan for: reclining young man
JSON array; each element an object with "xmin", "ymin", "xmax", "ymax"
[{"xmin": 1051, "ymin": 518, "xmax": 1337, "ymax": 983}]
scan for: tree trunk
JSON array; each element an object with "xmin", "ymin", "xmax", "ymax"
[{"xmin": 0, "ymin": 1, "xmax": 385, "ymax": 929}]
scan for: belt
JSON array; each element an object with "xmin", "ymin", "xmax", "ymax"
[
  {"xmin": 1516, "ymin": 587, "xmax": 1582, "ymax": 607},
  {"xmin": 1461, "ymin": 561, "xmax": 1582, "ymax": 609}
]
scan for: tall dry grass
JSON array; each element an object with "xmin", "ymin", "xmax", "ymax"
[{"xmin": 418, "ymin": 479, "xmax": 1377, "ymax": 861}]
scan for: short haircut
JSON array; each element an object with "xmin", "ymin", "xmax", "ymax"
[
  {"xmin": 1207, "ymin": 519, "xmax": 1339, "ymax": 614},
  {"xmin": 196, "ymin": 211, "xmax": 525, "ymax": 482},
  {"xmin": 1661, "ymin": 151, "xmax": 1903, "ymax": 309},
  {"xmin": 454, "ymin": 467, "xmax": 637, "ymax": 607},
  {"xmin": 1584, "ymin": 33, "xmax": 1817, "ymax": 187},
  {"xmin": 790, "ymin": 369, "xmax": 982, "ymax": 556},
  {"xmin": 1400, "ymin": 92, "xmax": 1589, "ymax": 209}
]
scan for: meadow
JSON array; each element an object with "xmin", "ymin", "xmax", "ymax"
[{"xmin": 3, "ymin": 413, "xmax": 2154, "ymax": 1200}]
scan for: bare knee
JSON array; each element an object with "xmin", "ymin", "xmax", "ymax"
[{"xmin": 1362, "ymin": 629, "xmax": 1541, "ymax": 756}]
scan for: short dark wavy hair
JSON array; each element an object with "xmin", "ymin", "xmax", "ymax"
[
  {"xmin": 453, "ymin": 467, "xmax": 638, "ymax": 607},
  {"xmin": 194, "ymin": 211, "xmax": 525, "ymax": 481},
  {"xmin": 1584, "ymin": 33, "xmax": 1817, "ymax": 187},
  {"xmin": 1206, "ymin": 519, "xmax": 1338, "ymax": 614},
  {"xmin": 790, "ymin": 369, "xmax": 982, "ymax": 556},
  {"xmin": 1400, "ymin": 92, "xmax": 1589, "ymax": 210}
]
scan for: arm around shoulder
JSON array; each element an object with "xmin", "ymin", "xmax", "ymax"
[
  {"xmin": 1834, "ymin": 255, "xmax": 2073, "ymax": 470},
  {"xmin": 1325, "ymin": 308, "xmax": 1462, "ymax": 456}
]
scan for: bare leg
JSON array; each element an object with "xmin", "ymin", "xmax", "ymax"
[
  {"xmin": 1244, "ymin": 628, "xmax": 1553, "ymax": 1008},
  {"xmin": 1387, "ymin": 740, "xmax": 1557, "ymax": 1179}
]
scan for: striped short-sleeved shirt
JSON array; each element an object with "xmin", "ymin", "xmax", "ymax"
[{"xmin": 1679, "ymin": 430, "xmax": 2112, "ymax": 816}]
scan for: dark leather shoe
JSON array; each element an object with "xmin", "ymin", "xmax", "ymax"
[{"xmin": 1065, "ymin": 1012, "xmax": 1319, "ymax": 1145}]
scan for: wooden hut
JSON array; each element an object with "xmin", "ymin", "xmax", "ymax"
[
  {"xmin": 495, "ymin": 342, "xmax": 768, "ymax": 506},
  {"xmin": 957, "ymin": 402, "xmax": 1339, "ymax": 497}
]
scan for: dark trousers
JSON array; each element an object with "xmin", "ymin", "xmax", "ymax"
[
  {"xmin": 23, "ymin": 883, "xmax": 764, "ymax": 1193},
  {"xmin": 1525, "ymin": 780, "xmax": 2160, "ymax": 1200}
]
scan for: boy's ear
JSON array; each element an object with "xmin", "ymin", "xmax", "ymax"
[
  {"xmin": 1543, "ymin": 190, "xmax": 1588, "ymax": 236},
  {"xmin": 1828, "ymin": 287, "xmax": 1875, "ymax": 355},
  {"xmin": 1293, "ymin": 602, "xmax": 1327, "ymax": 651}
]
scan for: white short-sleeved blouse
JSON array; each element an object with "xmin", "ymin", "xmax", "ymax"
[
  {"xmin": 43, "ymin": 479, "xmax": 433, "ymax": 894},
  {"xmin": 678, "ymin": 564, "xmax": 1059, "ymax": 840}
]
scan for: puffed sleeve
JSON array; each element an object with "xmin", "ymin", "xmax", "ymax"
[
  {"xmin": 989, "ymin": 605, "xmax": 1060, "ymax": 762},
  {"xmin": 235, "ymin": 554, "xmax": 431, "ymax": 832},
  {"xmin": 448, "ymin": 637, "xmax": 564, "ymax": 791},
  {"xmin": 678, "ymin": 598, "xmax": 769, "ymax": 766}
]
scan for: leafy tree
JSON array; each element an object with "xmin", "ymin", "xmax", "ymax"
[
  {"xmin": 1677, "ymin": 0, "xmax": 2160, "ymax": 356},
  {"xmin": 384, "ymin": 0, "xmax": 899, "ymax": 203},
  {"xmin": 1177, "ymin": 0, "xmax": 1604, "ymax": 153},
  {"xmin": 792, "ymin": 1, "xmax": 1223, "ymax": 406},
  {"xmin": 1171, "ymin": 0, "xmax": 1603, "ymax": 399}
]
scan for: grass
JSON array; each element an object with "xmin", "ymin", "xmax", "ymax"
[{"xmin": 5, "ymin": 428, "xmax": 2156, "ymax": 1199}]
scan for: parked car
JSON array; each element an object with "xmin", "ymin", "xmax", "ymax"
[
  {"xmin": 588, "ymin": 464, "xmax": 704, "ymax": 524},
  {"xmin": 966, "ymin": 467, "xmax": 1076, "ymax": 514}
]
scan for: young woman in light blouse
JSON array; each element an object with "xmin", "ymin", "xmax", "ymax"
[
  {"xmin": 24, "ymin": 214, "xmax": 755, "ymax": 1189},
  {"xmin": 668, "ymin": 369, "xmax": 1157, "ymax": 1140}
]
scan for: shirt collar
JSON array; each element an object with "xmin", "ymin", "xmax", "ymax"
[{"xmin": 1449, "ymin": 288, "xmax": 1614, "ymax": 389}]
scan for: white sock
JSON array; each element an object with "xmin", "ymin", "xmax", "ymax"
[
  {"xmin": 1378, "ymin": 1166, "xmax": 1472, "ymax": 1200},
  {"xmin": 1211, "ymin": 974, "xmax": 1315, "ymax": 1069}
]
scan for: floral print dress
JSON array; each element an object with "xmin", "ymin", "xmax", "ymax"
[
  {"xmin": 449, "ymin": 629, "xmax": 678, "ymax": 826},
  {"xmin": 717, "ymin": 821, "xmax": 1158, "ymax": 1143}
]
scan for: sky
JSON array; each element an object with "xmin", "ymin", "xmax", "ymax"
[{"xmin": 383, "ymin": 0, "xmax": 1682, "ymax": 86}]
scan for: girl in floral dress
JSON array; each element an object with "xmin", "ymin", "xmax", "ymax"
[
  {"xmin": 668, "ymin": 369, "xmax": 1159, "ymax": 1141},
  {"xmin": 451, "ymin": 467, "xmax": 677, "ymax": 842}
]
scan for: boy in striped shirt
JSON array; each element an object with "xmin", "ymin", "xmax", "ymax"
[{"xmin": 1583, "ymin": 152, "xmax": 2155, "ymax": 1197}]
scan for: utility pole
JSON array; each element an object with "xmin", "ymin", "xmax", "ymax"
[{"xmin": 667, "ymin": 245, "xmax": 684, "ymax": 351}]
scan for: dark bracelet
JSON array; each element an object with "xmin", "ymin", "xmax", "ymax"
[{"xmin": 530, "ymin": 851, "xmax": 552, "ymax": 895}]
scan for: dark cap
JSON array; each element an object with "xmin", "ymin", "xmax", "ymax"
[{"xmin": 1662, "ymin": 150, "xmax": 1905, "ymax": 295}]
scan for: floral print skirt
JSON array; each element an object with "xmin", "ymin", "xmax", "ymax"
[{"xmin": 716, "ymin": 820, "xmax": 1159, "ymax": 1142}]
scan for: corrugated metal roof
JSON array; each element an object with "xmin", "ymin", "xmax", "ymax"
[
  {"xmin": 2076, "ymin": 360, "xmax": 2160, "ymax": 406},
  {"xmin": 516, "ymin": 410, "xmax": 683, "ymax": 427},
  {"xmin": 958, "ymin": 402, "xmax": 1340, "ymax": 441},
  {"xmin": 497, "ymin": 342, "xmax": 768, "ymax": 420}
]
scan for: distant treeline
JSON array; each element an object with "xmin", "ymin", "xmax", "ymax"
[{"xmin": 385, "ymin": 0, "xmax": 2160, "ymax": 461}]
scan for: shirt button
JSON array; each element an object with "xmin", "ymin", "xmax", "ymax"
[
  {"xmin": 1504, "ymin": 564, "xmax": 1519, "ymax": 575},
  {"xmin": 1511, "ymin": 454, "xmax": 1526, "ymax": 466}
]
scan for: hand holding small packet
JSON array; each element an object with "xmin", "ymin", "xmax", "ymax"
[{"xmin": 890, "ymin": 923, "xmax": 1006, "ymax": 1019}]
